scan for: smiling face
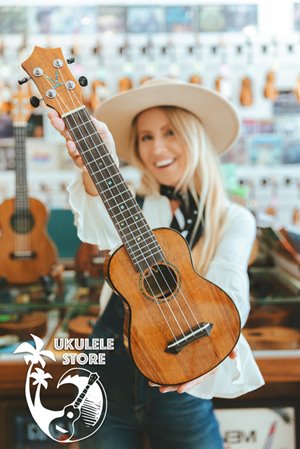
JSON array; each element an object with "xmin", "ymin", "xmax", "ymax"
[{"xmin": 136, "ymin": 107, "xmax": 187, "ymax": 188}]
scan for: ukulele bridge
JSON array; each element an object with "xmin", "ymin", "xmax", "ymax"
[
  {"xmin": 10, "ymin": 250, "xmax": 37, "ymax": 260},
  {"xmin": 166, "ymin": 322, "xmax": 213, "ymax": 354}
]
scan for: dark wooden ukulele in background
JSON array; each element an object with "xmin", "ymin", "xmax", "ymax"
[
  {"xmin": 21, "ymin": 46, "xmax": 241, "ymax": 385},
  {"xmin": 0, "ymin": 87, "xmax": 57, "ymax": 284}
]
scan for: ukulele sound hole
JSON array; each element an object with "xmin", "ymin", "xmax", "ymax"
[
  {"xmin": 141, "ymin": 262, "xmax": 180, "ymax": 303},
  {"xmin": 11, "ymin": 211, "xmax": 34, "ymax": 233}
]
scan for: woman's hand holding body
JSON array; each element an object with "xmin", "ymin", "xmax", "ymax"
[
  {"xmin": 149, "ymin": 348, "xmax": 238, "ymax": 394},
  {"xmin": 48, "ymin": 110, "xmax": 118, "ymax": 196}
]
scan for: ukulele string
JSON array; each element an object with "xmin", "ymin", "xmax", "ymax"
[
  {"xmin": 61, "ymin": 94, "xmax": 187, "ymax": 341},
  {"xmin": 14, "ymin": 125, "xmax": 21, "ymax": 255},
  {"xmin": 42, "ymin": 73, "xmax": 182, "ymax": 342},
  {"xmin": 44, "ymin": 67, "xmax": 201, "ymax": 342},
  {"xmin": 57, "ymin": 71, "xmax": 202, "ymax": 340},
  {"xmin": 80, "ymin": 105, "xmax": 203, "ymax": 336}
]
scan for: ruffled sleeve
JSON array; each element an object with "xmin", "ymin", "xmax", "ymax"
[
  {"xmin": 67, "ymin": 167, "xmax": 122, "ymax": 250},
  {"xmin": 187, "ymin": 203, "xmax": 265, "ymax": 399},
  {"xmin": 205, "ymin": 203, "xmax": 256, "ymax": 327}
]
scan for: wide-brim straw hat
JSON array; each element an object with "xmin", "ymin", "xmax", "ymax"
[{"xmin": 96, "ymin": 78, "xmax": 240, "ymax": 163}]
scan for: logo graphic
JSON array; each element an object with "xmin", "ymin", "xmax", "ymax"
[
  {"xmin": 45, "ymin": 70, "xmax": 64, "ymax": 89},
  {"xmin": 14, "ymin": 334, "xmax": 107, "ymax": 443}
]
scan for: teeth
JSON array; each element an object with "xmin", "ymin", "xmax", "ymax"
[{"xmin": 155, "ymin": 159, "xmax": 174, "ymax": 168}]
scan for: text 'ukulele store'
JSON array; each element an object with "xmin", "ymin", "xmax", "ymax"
[{"xmin": 53, "ymin": 338, "xmax": 115, "ymax": 365}]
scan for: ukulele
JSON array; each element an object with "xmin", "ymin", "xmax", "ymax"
[
  {"xmin": 21, "ymin": 47, "xmax": 241, "ymax": 385},
  {"xmin": 263, "ymin": 70, "xmax": 278, "ymax": 101},
  {"xmin": 49, "ymin": 372, "xmax": 100, "ymax": 440},
  {"xmin": 0, "ymin": 88, "xmax": 57, "ymax": 284},
  {"xmin": 240, "ymin": 40, "xmax": 254, "ymax": 107},
  {"xmin": 75, "ymin": 242, "xmax": 108, "ymax": 278}
]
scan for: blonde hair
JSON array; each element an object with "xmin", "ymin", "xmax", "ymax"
[{"xmin": 128, "ymin": 106, "xmax": 229, "ymax": 275}]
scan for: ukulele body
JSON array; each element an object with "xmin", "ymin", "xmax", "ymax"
[
  {"xmin": 104, "ymin": 227, "xmax": 241, "ymax": 386},
  {"xmin": 0, "ymin": 197, "xmax": 57, "ymax": 284}
]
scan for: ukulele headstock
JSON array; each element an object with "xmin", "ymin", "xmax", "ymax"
[
  {"xmin": 21, "ymin": 46, "xmax": 83, "ymax": 116},
  {"xmin": 88, "ymin": 372, "xmax": 100, "ymax": 385},
  {"xmin": 11, "ymin": 88, "xmax": 32, "ymax": 125}
]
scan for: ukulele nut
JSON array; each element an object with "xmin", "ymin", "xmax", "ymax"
[{"xmin": 33, "ymin": 67, "xmax": 43, "ymax": 77}]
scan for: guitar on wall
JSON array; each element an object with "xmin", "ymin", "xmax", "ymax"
[
  {"xmin": 0, "ymin": 87, "xmax": 57, "ymax": 284},
  {"xmin": 21, "ymin": 47, "xmax": 241, "ymax": 385}
]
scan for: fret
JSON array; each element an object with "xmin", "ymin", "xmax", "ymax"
[
  {"xmin": 75, "ymin": 131, "xmax": 99, "ymax": 143},
  {"xmin": 77, "ymin": 143, "xmax": 107, "ymax": 158},
  {"xmin": 116, "ymin": 216, "xmax": 146, "ymax": 231},
  {"xmin": 131, "ymin": 245, "xmax": 163, "ymax": 262},
  {"xmin": 69, "ymin": 120, "xmax": 92, "ymax": 130},
  {"xmin": 80, "ymin": 143, "xmax": 106, "ymax": 160},
  {"xmin": 106, "ymin": 198, "xmax": 136, "ymax": 214},
  {"xmin": 102, "ymin": 189, "xmax": 133, "ymax": 203},
  {"xmin": 95, "ymin": 179, "xmax": 127, "ymax": 194},
  {"xmin": 92, "ymin": 170, "xmax": 123, "ymax": 184},
  {"xmin": 81, "ymin": 141, "xmax": 106, "ymax": 154},
  {"xmin": 110, "ymin": 204, "xmax": 141, "ymax": 220},
  {"xmin": 84, "ymin": 157, "xmax": 112, "ymax": 172},
  {"xmin": 90, "ymin": 160, "xmax": 116, "ymax": 172},
  {"xmin": 131, "ymin": 248, "xmax": 163, "ymax": 264},
  {"xmin": 124, "ymin": 232, "xmax": 156, "ymax": 248},
  {"xmin": 119, "ymin": 222, "xmax": 152, "ymax": 239},
  {"xmin": 125, "ymin": 234, "xmax": 158, "ymax": 252},
  {"xmin": 128, "ymin": 246, "xmax": 162, "ymax": 264},
  {"xmin": 85, "ymin": 159, "xmax": 116, "ymax": 175},
  {"xmin": 65, "ymin": 114, "xmax": 93, "ymax": 130}
]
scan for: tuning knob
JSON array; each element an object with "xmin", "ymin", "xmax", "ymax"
[
  {"xmin": 78, "ymin": 76, "xmax": 88, "ymax": 87},
  {"xmin": 67, "ymin": 57, "xmax": 76, "ymax": 64},
  {"xmin": 18, "ymin": 76, "xmax": 31, "ymax": 85},
  {"xmin": 30, "ymin": 96, "xmax": 42, "ymax": 108}
]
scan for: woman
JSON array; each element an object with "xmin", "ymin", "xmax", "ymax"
[{"xmin": 49, "ymin": 79, "xmax": 264, "ymax": 449}]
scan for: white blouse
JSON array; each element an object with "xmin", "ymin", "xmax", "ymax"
[{"xmin": 67, "ymin": 168, "xmax": 265, "ymax": 399}]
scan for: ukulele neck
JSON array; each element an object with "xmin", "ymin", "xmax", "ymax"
[
  {"xmin": 63, "ymin": 106, "xmax": 164, "ymax": 272},
  {"xmin": 74, "ymin": 381, "xmax": 92, "ymax": 409},
  {"xmin": 14, "ymin": 124, "xmax": 29, "ymax": 212}
]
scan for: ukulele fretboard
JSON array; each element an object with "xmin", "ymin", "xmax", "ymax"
[
  {"xmin": 14, "ymin": 124, "xmax": 29, "ymax": 212},
  {"xmin": 63, "ymin": 108, "xmax": 164, "ymax": 272}
]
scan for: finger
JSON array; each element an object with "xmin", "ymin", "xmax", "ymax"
[
  {"xmin": 91, "ymin": 118, "xmax": 115, "ymax": 148},
  {"xmin": 48, "ymin": 110, "xmax": 59, "ymax": 120},
  {"xmin": 148, "ymin": 382, "xmax": 161, "ymax": 387},
  {"xmin": 66, "ymin": 140, "xmax": 79, "ymax": 157},
  {"xmin": 229, "ymin": 349, "xmax": 238, "ymax": 359},
  {"xmin": 66, "ymin": 141, "xmax": 85, "ymax": 167},
  {"xmin": 49, "ymin": 115, "xmax": 72, "ymax": 141},
  {"xmin": 91, "ymin": 117, "xmax": 109, "ymax": 137},
  {"xmin": 159, "ymin": 386, "xmax": 178, "ymax": 393},
  {"xmin": 49, "ymin": 115, "xmax": 66, "ymax": 134},
  {"xmin": 176, "ymin": 369, "xmax": 218, "ymax": 394}
]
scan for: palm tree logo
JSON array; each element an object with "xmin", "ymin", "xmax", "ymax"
[{"xmin": 14, "ymin": 334, "xmax": 107, "ymax": 443}]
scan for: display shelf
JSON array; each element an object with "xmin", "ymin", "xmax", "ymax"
[
  {"xmin": 0, "ymin": 271, "xmax": 103, "ymax": 311},
  {"xmin": 249, "ymin": 267, "xmax": 300, "ymax": 304}
]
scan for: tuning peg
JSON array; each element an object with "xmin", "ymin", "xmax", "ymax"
[
  {"xmin": 67, "ymin": 57, "xmax": 76, "ymax": 64},
  {"xmin": 18, "ymin": 76, "xmax": 31, "ymax": 85},
  {"xmin": 30, "ymin": 96, "xmax": 42, "ymax": 108},
  {"xmin": 78, "ymin": 76, "xmax": 88, "ymax": 87}
]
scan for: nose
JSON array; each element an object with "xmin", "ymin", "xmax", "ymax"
[{"xmin": 153, "ymin": 136, "xmax": 166, "ymax": 154}]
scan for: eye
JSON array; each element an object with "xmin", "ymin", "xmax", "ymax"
[
  {"xmin": 166, "ymin": 129, "xmax": 175, "ymax": 137},
  {"xmin": 140, "ymin": 134, "xmax": 152, "ymax": 142}
]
